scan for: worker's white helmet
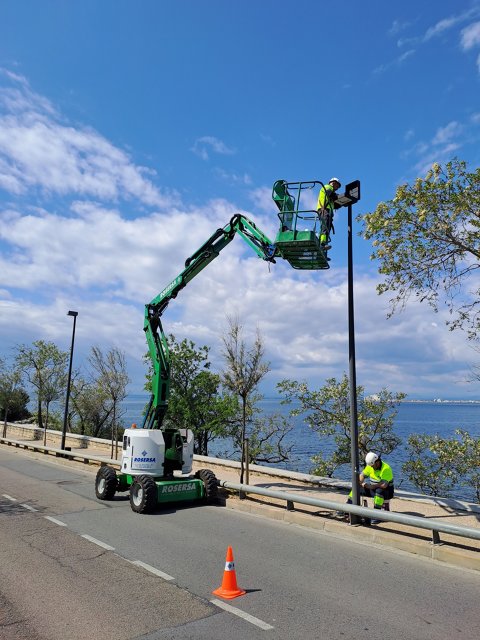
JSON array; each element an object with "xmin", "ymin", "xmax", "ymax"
[
  {"xmin": 365, "ymin": 451, "xmax": 379, "ymax": 466},
  {"xmin": 329, "ymin": 177, "xmax": 341, "ymax": 186}
]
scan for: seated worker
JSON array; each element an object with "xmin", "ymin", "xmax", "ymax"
[
  {"xmin": 317, "ymin": 177, "xmax": 342, "ymax": 249},
  {"xmin": 339, "ymin": 451, "xmax": 394, "ymax": 524}
]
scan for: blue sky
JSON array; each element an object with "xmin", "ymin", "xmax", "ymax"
[{"xmin": 1, "ymin": 0, "xmax": 480, "ymax": 401}]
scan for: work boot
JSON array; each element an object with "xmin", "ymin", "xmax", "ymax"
[{"xmin": 370, "ymin": 506, "xmax": 382, "ymax": 525}]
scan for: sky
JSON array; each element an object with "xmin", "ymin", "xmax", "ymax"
[{"xmin": 1, "ymin": 0, "xmax": 480, "ymax": 402}]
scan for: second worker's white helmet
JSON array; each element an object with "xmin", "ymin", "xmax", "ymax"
[{"xmin": 365, "ymin": 451, "xmax": 379, "ymax": 466}]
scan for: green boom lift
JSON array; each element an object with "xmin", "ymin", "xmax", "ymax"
[{"xmin": 95, "ymin": 179, "xmax": 353, "ymax": 514}]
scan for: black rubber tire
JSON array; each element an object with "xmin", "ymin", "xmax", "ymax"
[
  {"xmin": 195, "ymin": 468, "xmax": 218, "ymax": 502},
  {"xmin": 129, "ymin": 475, "xmax": 157, "ymax": 514},
  {"xmin": 95, "ymin": 466, "xmax": 117, "ymax": 500}
]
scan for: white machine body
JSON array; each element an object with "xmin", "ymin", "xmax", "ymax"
[{"xmin": 121, "ymin": 428, "xmax": 194, "ymax": 476}]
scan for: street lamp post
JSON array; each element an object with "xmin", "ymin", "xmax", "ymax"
[
  {"xmin": 347, "ymin": 200, "xmax": 360, "ymax": 525},
  {"xmin": 61, "ymin": 310, "xmax": 78, "ymax": 451},
  {"xmin": 337, "ymin": 181, "xmax": 361, "ymax": 525}
]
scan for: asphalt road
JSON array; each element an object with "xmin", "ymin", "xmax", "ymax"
[{"xmin": 1, "ymin": 446, "xmax": 479, "ymax": 640}]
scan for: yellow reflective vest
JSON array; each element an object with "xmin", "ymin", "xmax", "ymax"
[
  {"xmin": 363, "ymin": 461, "xmax": 394, "ymax": 485},
  {"xmin": 317, "ymin": 183, "xmax": 336, "ymax": 212}
]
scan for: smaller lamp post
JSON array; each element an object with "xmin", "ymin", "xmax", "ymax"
[{"xmin": 61, "ymin": 310, "xmax": 78, "ymax": 450}]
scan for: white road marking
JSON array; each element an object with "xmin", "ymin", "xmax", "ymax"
[
  {"xmin": 2, "ymin": 494, "xmax": 17, "ymax": 501},
  {"xmin": 81, "ymin": 534, "xmax": 115, "ymax": 551},
  {"xmin": 44, "ymin": 516, "xmax": 67, "ymax": 527},
  {"xmin": 211, "ymin": 598, "xmax": 274, "ymax": 631},
  {"xmin": 130, "ymin": 560, "xmax": 175, "ymax": 581},
  {"xmin": 20, "ymin": 503, "xmax": 38, "ymax": 512}
]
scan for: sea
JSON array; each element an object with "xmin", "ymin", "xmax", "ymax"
[{"xmin": 121, "ymin": 395, "xmax": 480, "ymax": 502}]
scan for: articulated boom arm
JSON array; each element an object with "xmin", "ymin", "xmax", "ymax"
[{"xmin": 143, "ymin": 213, "xmax": 276, "ymax": 430}]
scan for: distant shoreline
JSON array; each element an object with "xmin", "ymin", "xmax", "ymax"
[
  {"xmin": 402, "ymin": 399, "xmax": 480, "ymax": 404},
  {"xmin": 123, "ymin": 395, "xmax": 480, "ymax": 405}
]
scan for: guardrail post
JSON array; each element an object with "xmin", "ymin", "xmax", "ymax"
[
  {"xmin": 286, "ymin": 500, "xmax": 295, "ymax": 511},
  {"xmin": 432, "ymin": 530, "xmax": 441, "ymax": 545}
]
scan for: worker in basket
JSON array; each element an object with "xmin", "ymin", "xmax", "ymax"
[{"xmin": 317, "ymin": 177, "xmax": 342, "ymax": 250}]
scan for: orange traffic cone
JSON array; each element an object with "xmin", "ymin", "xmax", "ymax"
[{"xmin": 212, "ymin": 546, "xmax": 246, "ymax": 599}]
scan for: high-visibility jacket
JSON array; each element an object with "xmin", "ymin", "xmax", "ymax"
[
  {"xmin": 317, "ymin": 183, "xmax": 336, "ymax": 213},
  {"xmin": 362, "ymin": 460, "xmax": 394, "ymax": 486}
]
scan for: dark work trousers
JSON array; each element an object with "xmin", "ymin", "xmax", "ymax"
[{"xmin": 360, "ymin": 483, "xmax": 394, "ymax": 508}]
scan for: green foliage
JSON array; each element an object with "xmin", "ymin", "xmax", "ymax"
[
  {"xmin": 161, "ymin": 335, "xmax": 237, "ymax": 456},
  {"xmin": 360, "ymin": 158, "xmax": 480, "ymax": 338},
  {"xmin": 0, "ymin": 388, "xmax": 30, "ymax": 422},
  {"xmin": 223, "ymin": 391, "xmax": 294, "ymax": 465},
  {"xmin": 15, "ymin": 340, "xmax": 68, "ymax": 431},
  {"xmin": 0, "ymin": 358, "xmax": 30, "ymax": 435},
  {"xmin": 70, "ymin": 377, "xmax": 113, "ymax": 438},
  {"xmin": 278, "ymin": 373, "xmax": 404, "ymax": 477},
  {"xmin": 404, "ymin": 430, "xmax": 480, "ymax": 502},
  {"xmin": 221, "ymin": 316, "xmax": 292, "ymax": 475},
  {"xmin": 222, "ymin": 317, "xmax": 270, "ymax": 404},
  {"xmin": 88, "ymin": 346, "xmax": 130, "ymax": 456},
  {"xmin": 233, "ymin": 410, "xmax": 294, "ymax": 465}
]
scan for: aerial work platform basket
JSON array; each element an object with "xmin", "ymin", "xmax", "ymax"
[{"xmin": 272, "ymin": 179, "xmax": 329, "ymax": 270}]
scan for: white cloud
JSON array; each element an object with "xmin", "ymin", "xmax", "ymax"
[
  {"xmin": 425, "ymin": 15, "xmax": 462, "ymax": 41},
  {"xmin": 191, "ymin": 136, "xmax": 235, "ymax": 160},
  {"xmin": 389, "ymin": 19, "xmax": 412, "ymax": 37},
  {"xmin": 249, "ymin": 186, "xmax": 276, "ymax": 214},
  {"xmin": 372, "ymin": 49, "xmax": 416, "ymax": 75},
  {"xmin": 0, "ymin": 72, "xmax": 174, "ymax": 208},
  {"xmin": 460, "ymin": 21, "xmax": 480, "ymax": 50},
  {"xmin": 432, "ymin": 121, "xmax": 462, "ymax": 145},
  {"xmin": 214, "ymin": 167, "xmax": 252, "ymax": 185},
  {"xmin": 0, "ymin": 68, "xmax": 58, "ymax": 116},
  {"xmin": 402, "ymin": 117, "xmax": 474, "ymax": 176},
  {"xmin": 424, "ymin": 7, "xmax": 480, "ymax": 42},
  {"xmin": 395, "ymin": 10, "xmax": 480, "ymax": 76}
]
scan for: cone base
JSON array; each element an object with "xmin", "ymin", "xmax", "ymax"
[{"xmin": 212, "ymin": 586, "xmax": 246, "ymax": 600}]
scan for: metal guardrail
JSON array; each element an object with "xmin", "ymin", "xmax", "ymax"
[
  {"xmin": 2, "ymin": 436, "xmax": 480, "ymax": 546},
  {"xmin": 219, "ymin": 480, "xmax": 480, "ymax": 545},
  {"xmin": 0, "ymin": 436, "xmax": 120, "ymax": 468}
]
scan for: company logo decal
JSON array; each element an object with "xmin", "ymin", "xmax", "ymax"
[{"xmin": 160, "ymin": 483, "xmax": 196, "ymax": 494}]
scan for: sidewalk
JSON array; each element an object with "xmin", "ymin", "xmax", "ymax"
[{"xmin": 2, "ymin": 435, "xmax": 480, "ymax": 571}]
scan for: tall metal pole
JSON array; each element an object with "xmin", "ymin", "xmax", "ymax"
[
  {"xmin": 61, "ymin": 310, "xmax": 78, "ymax": 450},
  {"xmin": 347, "ymin": 203, "xmax": 361, "ymax": 525}
]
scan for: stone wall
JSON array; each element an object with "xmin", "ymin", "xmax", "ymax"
[{"xmin": 2, "ymin": 422, "xmax": 113, "ymax": 454}]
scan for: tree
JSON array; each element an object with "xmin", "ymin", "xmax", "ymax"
[
  {"xmin": 278, "ymin": 374, "xmax": 404, "ymax": 477},
  {"xmin": 160, "ymin": 335, "xmax": 237, "ymax": 456},
  {"xmin": 70, "ymin": 377, "xmax": 113, "ymax": 438},
  {"xmin": 403, "ymin": 430, "xmax": 480, "ymax": 502},
  {"xmin": 222, "ymin": 316, "xmax": 284, "ymax": 482},
  {"xmin": 360, "ymin": 159, "xmax": 480, "ymax": 339},
  {"xmin": 226, "ymin": 398, "xmax": 295, "ymax": 466},
  {"xmin": 0, "ymin": 358, "xmax": 30, "ymax": 437},
  {"xmin": 15, "ymin": 341, "xmax": 68, "ymax": 439},
  {"xmin": 88, "ymin": 346, "xmax": 130, "ymax": 458}
]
